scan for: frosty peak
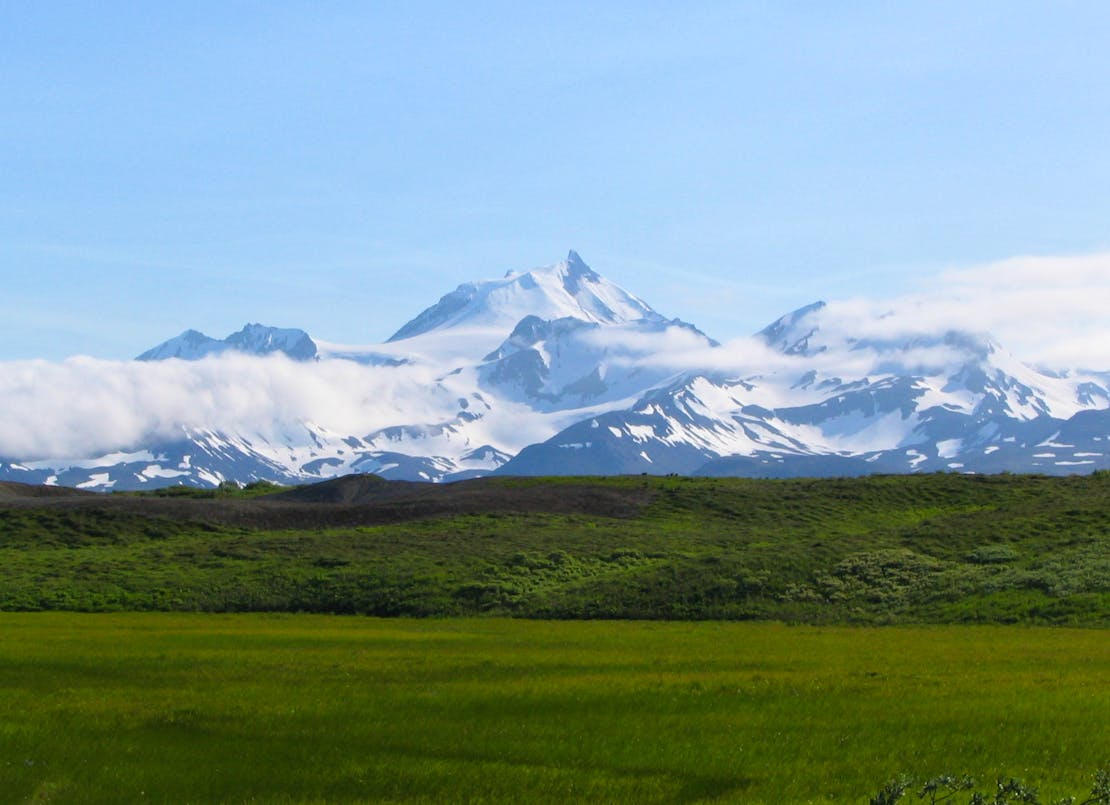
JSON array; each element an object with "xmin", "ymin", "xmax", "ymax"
[
  {"xmin": 137, "ymin": 324, "xmax": 317, "ymax": 361},
  {"xmin": 758, "ymin": 300, "xmax": 827, "ymax": 356},
  {"xmin": 387, "ymin": 251, "xmax": 661, "ymax": 342}
]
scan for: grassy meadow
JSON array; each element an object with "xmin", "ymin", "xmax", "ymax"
[{"xmin": 2, "ymin": 614, "xmax": 1108, "ymax": 804}]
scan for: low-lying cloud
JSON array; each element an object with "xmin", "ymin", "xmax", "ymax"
[
  {"xmin": 0, "ymin": 355, "xmax": 451, "ymax": 461},
  {"xmin": 924, "ymin": 252, "xmax": 1110, "ymax": 369}
]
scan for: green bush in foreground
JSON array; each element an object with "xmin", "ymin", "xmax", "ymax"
[
  {"xmin": 116, "ymin": 478, "xmax": 288, "ymax": 499},
  {"xmin": 872, "ymin": 769, "xmax": 1110, "ymax": 805}
]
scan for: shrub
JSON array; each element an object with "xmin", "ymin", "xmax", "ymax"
[{"xmin": 870, "ymin": 768, "xmax": 1110, "ymax": 805}]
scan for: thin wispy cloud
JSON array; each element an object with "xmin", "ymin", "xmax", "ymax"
[{"xmin": 808, "ymin": 252, "xmax": 1110, "ymax": 370}]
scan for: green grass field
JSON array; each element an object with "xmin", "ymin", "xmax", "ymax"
[{"xmin": 2, "ymin": 614, "xmax": 1107, "ymax": 803}]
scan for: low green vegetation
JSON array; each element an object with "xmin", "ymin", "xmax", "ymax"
[
  {"xmin": 113, "ymin": 479, "xmax": 289, "ymax": 499},
  {"xmin": 1, "ymin": 614, "xmax": 1107, "ymax": 803},
  {"xmin": 1, "ymin": 473, "xmax": 1107, "ymax": 623}
]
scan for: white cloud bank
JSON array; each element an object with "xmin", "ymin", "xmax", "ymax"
[
  {"xmin": 0, "ymin": 355, "xmax": 451, "ymax": 461},
  {"xmin": 605, "ymin": 252, "xmax": 1110, "ymax": 378},
  {"xmin": 921, "ymin": 252, "xmax": 1110, "ymax": 369}
]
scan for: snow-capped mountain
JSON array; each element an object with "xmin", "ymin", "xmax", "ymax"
[
  {"xmin": 389, "ymin": 250, "xmax": 660, "ymax": 343},
  {"xmin": 501, "ymin": 298, "xmax": 1110, "ymax": 477},
  {"xmin": 477, "ymin": 313, "xmax": 713, "ymax": 411},
  {"xmin": 2, "ymin": 252, "xmax": 1107, "ymax": 490},
  {"xmin": 138, "ymin": 323, "xmax": 318, "ymax": 361}
]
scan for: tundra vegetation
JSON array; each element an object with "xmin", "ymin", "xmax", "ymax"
[{"xmin": 0, "ymin": 473, "xmax": 1106, "ymax": 623}]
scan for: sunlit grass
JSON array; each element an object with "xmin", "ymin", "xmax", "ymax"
[{"xmin": 2, "ymin": 614, "xmax": 1107, "ymax": 803}]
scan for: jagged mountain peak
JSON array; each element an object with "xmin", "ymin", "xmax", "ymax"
[
  {"xmin": 503, "ymin": 250, "xmax": 595, "ymax": 281},
  {"xmin": 388, "ymin": 252, "xmax": 661, "ymax": 343},
  {"xmin": 137, "ymin": 323, "xmax": 317, "ymax": 361},
  {"xmin": 224, "ymin": 324, "xmax": 318, "ymax": 360},
  {"xmin": 758, "ymin": 300, "xmax": 827, "ymax": 356},
  {"xmin": 759, "ymin": 300, "xmax": 1005, "ymax": 364}
]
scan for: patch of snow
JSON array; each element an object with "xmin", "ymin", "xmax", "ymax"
[
  {"xmin": 626, "ymin": 424, "xmax": 657, "ymax": 443},
  {"xmin": 196, "ymin": 469, "xmax": 223, "ymax": 486},
  {"xmin": 77, "ymin": 473, "xmax": 115, "ymax": 489},
  {"xmin": 25, "ymin": 450, "xmax": 157, "ymax": 471},
  {"xmin": 141, "ymin": 464, "xmax": 189, "ymax": 479},
  {"xmin": 936, "ymin": 439, "xmax": 963, "ymax": 459}
]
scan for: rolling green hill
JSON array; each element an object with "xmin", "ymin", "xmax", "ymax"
[{"xmin": 1, "ymin": 472, "xmax": 1107, "ymax": 624}]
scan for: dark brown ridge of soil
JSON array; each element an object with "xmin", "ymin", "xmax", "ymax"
[
  {"xmin": 0, "ymin": 481, "xmax": 97, "ymax": 499},
  {"xmin": 270, "ymin": 473, "xmax": 408, "ymax": 504},
  {"xmin": 0, "ymin": 476, "xmax": 656, "ymax": 529}
]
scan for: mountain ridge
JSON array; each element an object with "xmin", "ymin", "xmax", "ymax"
[
  {"xmin": 387, "ymin": 250, "xmax": 661, "ymax": 344},
  {"xmin": 138, "ymin": 323, "xmax": 318, "ymax": 361},
  {"xmin": 3, "ymin": 252, "xmax": 1108, "ymax": 490}
]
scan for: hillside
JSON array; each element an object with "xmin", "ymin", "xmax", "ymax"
[{"xmin": 1, "ymin": 473, "xmax": 1107, "ymax": 623}]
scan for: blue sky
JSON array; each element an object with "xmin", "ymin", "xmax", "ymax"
[{"xmin": 3, "ymin": 2, "xmax": 1110, "ymax": 361}]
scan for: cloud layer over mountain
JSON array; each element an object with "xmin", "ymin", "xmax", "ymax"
[
  {"xmin": 1, "ymin": 251, "xmax": 1107, "ymax": 488},
  {"xmin": 0, "ymin": 355, "xmax": 444, "ymax": 461}
]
